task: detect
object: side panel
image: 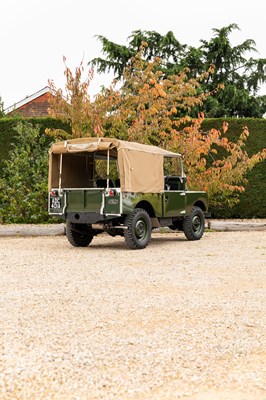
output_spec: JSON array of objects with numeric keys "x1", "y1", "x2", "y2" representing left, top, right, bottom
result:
[
  {"x1": 185, "y1": 191, "x2": 208, "y2": 214},
  {"x1": 104, "y1": 189, "x2": 121, "y2": 215},
  {"x1": 49, "y1": 189, "x2": 208, "y2": 220},
  {"x1": 122, "y1": 193, "x2": 163, "y2": 217}
]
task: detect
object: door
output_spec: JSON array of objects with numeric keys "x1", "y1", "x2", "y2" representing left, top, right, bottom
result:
[{"x1": 163, "y1": 190, "x2": 186, "y2": 217}]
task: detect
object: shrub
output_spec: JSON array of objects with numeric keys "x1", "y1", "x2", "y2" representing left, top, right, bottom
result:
[
  {"x1": 0, "y1": 122, "x2": 52, "y2": 223},
  {"x1": 0, "y1": 117, "x2": 71, "y2": 164}
]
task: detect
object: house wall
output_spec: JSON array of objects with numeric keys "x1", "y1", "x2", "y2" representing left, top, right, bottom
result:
[{"x1": 10, "y1": 92, "x2": 50, "y2": 117}]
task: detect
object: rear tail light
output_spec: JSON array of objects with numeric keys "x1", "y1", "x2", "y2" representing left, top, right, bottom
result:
[{"x1": 108, "y1": 189, "x2": 116, "y2": 196}]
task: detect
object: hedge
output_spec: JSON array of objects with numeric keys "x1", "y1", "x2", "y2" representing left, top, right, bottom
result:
[
  {"x1": 202, "y1": 118, "x2": 266, "y2": 218},
  {"x1": 0, "y1": 117, "x2": 265, "y2": 219},
  {"x1": 0, "y1": 117, "x2": 71, "y2": 163}
]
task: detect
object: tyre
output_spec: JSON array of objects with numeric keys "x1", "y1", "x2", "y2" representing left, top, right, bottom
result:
[
  {"x1": 124, "y1": 208, "x2": 151, "y2": 250},
  {"x1": 183, "y1": 206, "x2": 205, "y2": 240},
  {"x1": 66, "y1": 222, "x2": 94, "y2": 247}
]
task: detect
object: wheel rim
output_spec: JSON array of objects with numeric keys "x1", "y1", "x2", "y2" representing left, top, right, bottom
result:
[
  {"x1": 135, "y1": 218, "x2": 148, "y2": 241},
  {"x1": 192, "y1": 214, "x2": 202, "y2": 234}
]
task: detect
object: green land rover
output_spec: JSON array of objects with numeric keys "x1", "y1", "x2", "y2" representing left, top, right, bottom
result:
[{"x1": 48, "y1": 137, "x2": 208, "y2": 249}]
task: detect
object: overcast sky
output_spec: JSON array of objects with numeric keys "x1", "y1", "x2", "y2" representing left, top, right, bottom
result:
[{"x1": 1, "y1": 0, "x2": 265, "y2": 109}]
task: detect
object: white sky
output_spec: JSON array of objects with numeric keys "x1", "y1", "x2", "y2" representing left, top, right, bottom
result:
[{"x1": 1, "y1": 0, "x2": 265, "y2": 109}]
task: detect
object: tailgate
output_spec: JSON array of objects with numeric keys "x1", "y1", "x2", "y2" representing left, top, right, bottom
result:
[{"x1": 66, "y1": 189, "x2": 104, "y2": 213}]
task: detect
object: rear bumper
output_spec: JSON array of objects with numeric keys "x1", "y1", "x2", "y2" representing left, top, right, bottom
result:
[{"x1": 66, "y1": 212, "x2": 105, "y2": 224}]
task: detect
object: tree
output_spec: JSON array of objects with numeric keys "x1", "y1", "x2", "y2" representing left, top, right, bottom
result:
[
  {"x1": 188, "y1": 24, "x2": 266, "y2": 117},
  {"x1": 47, "y1": 57, "x2": 103, "y2": 139},
  {"x1": 93, "y1": 46, "x2": 217, "y2": 145},
  {"x1": 90, "y1": 30, "x2": 187, "y2": 78},
  {"x1": 90, "y1": 25, "x2": 266, "y2": 117},
  {"x1": 0, "y1": 122, "x2": 51, "y2": 223},
  {"x1": 98, "y1": 50, "x2": 265, "y2": 206},
  {"x1": 49, "y1": 49, "x2": 266, "y2": 208}
]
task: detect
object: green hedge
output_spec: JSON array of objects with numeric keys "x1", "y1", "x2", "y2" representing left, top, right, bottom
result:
[
  {"x1": 0, "y1": 117, "x2": 71, "y2": 163},
  {"x1": 0, "y1": 117, "x2": 265, "y2": 219},
  {"x1": 202, "y1": 118, "x2": 266, "y2": 218},
  {"x1": 202, "y1": 118, "x2": 266, "y2": 156}
]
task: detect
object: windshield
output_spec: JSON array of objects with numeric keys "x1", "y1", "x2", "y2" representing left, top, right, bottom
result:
[{"x1": 163, "y1": 156, "x2": 184, "y2": 177}]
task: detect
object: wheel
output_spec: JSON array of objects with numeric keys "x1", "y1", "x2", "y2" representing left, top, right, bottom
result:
[
  {"x1": 124, "y1": 208, "x2": 151, "y2": 249},
  {"x1": 183, "y1": 206, "x2": 205, "y2": 240},
  {"x1": 66, "y1": 222, "x2": 94, "y2": 247}
]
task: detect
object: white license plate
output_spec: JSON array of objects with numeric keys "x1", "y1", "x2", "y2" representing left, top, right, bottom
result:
[{"x1": 50, "y1": 197, "x2": 61, "y2": 209}]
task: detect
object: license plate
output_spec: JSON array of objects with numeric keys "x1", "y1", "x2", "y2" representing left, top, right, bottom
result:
[{"x1": 50, "y1": 196, "x2": 61, "y2": 209}]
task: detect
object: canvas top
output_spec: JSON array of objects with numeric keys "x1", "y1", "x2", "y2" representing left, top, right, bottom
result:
[
  {"x1": 49, "y1": 137, "x2": 181, "y2": 193},
  {"x1": 49, "y1": 137, "x2": 180, "y2": 157}
]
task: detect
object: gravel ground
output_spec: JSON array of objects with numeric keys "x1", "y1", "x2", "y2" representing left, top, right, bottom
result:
[{"x1": 0, "y1": 231, "x2": 265, "y2": 400}]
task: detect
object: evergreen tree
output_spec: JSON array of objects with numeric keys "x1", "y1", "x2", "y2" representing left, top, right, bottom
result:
[{"x1": 90, "y1": 24, "x2": 266, "y2": 117}]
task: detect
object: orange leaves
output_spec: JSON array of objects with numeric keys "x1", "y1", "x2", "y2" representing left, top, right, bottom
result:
[
  {"x1": 222, "y1": 121, "x2": 228, "y2": 133},
  {"x1": 142, "y1": 83, "x2": 150, "y2": 91},
  {"x1": 47, "y1": 58, "x2": 108, "y2": 139},
  {"x1": 167, "y1": 107, "x2": 178, "y2": 117},
  {"x1": 208, "y1": 63, "x2": 215, "y2": 74},
  {"x1": 159, "y1": 131, "x2": 167, "y2": 139},
  {"x1": 150, "y1": 83, "x2": 166, "y2": 99},
  {"x1": 239, "y1": 125, "x2": 249, "y2": 143},
  {"x1": 149, "y1": 106, "x2": 158, "y2": 116},
  {"x1": 171, "y1": 117, "x2": 265, "y2": 207},
  {"x1": 48, "y1": 48, "x2": 265, "y2": 209}
]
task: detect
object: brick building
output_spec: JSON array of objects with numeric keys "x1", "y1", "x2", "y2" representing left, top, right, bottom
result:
[{"x1": 6, "y1": 87, "x2": 50, "y2": 117}]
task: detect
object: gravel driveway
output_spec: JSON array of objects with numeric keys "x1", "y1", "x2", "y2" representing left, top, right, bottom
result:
[{"x1": 0, "y1": 231, "x2": 265, "y2": 399}]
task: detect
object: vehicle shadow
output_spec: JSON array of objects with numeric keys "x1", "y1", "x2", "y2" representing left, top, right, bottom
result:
[{"x1": 82, "y1": 233, "x2": 187, "y2": 251}]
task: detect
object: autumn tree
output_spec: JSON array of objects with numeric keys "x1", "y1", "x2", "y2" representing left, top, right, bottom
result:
[
  {"x1": 95, "y1": 48, "x2": 265, "y2": 206},
  {"x1": 93, "y1": 47, "x2": 216, "y2": 144},
  {"x1": 47, "y1": 58, "x2": 104, "y2": 139},
  {"x1": 48, "y1": 48, "x2": 265, "y2": 208}
]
